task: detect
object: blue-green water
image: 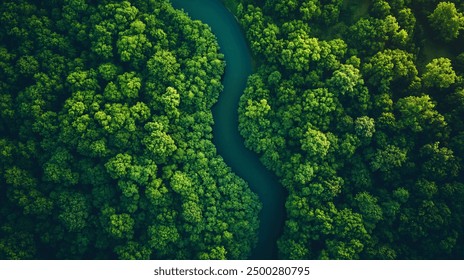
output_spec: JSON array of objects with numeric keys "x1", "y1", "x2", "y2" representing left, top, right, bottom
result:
[{"x1": 170, "y1": 0, "x2": 286, "y2": 259}]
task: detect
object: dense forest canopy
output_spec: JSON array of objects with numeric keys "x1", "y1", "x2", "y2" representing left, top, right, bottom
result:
[
  {"x1": 233, "y1": 0, "x2": 464, "y2": 259},
  {"x1": 1, "y1": 0, "x2": 464, "y2": 260},
  {"x1": 0, "y1": 0, "x2": 261, "y2": 259}
]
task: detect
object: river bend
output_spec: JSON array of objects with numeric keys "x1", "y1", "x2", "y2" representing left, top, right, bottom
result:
[{"x1": 170, "y1": 0, "x2": 286, "y2": 259}]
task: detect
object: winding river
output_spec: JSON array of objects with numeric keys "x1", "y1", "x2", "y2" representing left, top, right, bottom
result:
[{"x1": 170, "y1": 0, "x2": 286, "y2": 259}]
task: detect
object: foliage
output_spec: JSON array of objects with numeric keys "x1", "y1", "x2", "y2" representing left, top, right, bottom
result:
[
  {"x1": 0, "y1": 0, "x2": 260, "y2": 260},
  {"x1": 428, "y1": 1, "x2": 464, "y2": 42},
  {"x1": 236, "y1": 0, "x2": 464, "y2": 259},
  {"x1": 2, "y1": 0, "x2": 464, "y2": 261}
]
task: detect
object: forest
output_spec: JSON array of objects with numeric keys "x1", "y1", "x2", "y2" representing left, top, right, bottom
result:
[
  {"x1": 0, "y1": 0, "x2": 260, "y2": 259},
  {"x1": 234, "y1": 0, "x2": 464, "y2": 259},
  {"x1": 1, "y1": 0, "x2": 464, "y2": 260}
]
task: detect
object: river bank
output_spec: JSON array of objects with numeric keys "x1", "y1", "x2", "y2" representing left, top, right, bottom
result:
[{"x1": 170, "y1": 0, "x2": 286, "y2": 259}]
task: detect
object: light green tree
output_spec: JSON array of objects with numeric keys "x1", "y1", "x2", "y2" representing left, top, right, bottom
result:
[{"x1": 428, "y1": 2, "x2": 464, "y2": 41}]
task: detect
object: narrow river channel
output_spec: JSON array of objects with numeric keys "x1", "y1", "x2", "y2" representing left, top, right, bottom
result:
[{"x1": 170, "y1": 0, "x2": 286, "y2": 259}]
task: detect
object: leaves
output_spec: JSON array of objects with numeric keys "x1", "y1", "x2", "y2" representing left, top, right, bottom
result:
[
  {"x1": 236, "y1": 0, "x2": 464, "y2": 260},
  {"x1": 422, "y1": 57, "x2": 457, "y2": 89},
  {"x1": 428, "y1": 2, "x2": 464, "y2": 42},
  {"x1": 0, "y1": 0, "x2": 260, "y2": 260}
]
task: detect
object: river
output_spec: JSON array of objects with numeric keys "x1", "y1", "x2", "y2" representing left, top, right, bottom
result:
[{"x1": 170, "y1": 0, "x2": 286, "y2": 259}]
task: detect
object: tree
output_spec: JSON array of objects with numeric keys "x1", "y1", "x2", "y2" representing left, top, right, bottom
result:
[
  {"x1": 354, "y1": 192, "x2": 383, "y2": 232},
  {"x1": 300, "y1": 0, "x2": 321, "y2": 21},
  {"x1": 5, "y1": 166, "x2": 53, "y2": 216},
  {"x1": 328, "y1": 64, "x2": 363, "y2": 96},
  {"x1": 147, "y1": 224, "x2": 180, "y2": 256},
  {"x1": 428, "y1": 2, "x2": 464, "y2": 42},
  {"x1": 280, "y1": 27, "x2": 322, "y2": 71},
  {"x1": 370, "y1": 145, "x2": 407, "y2": 173},
  {"x1": 355, "y1": 116, "x2": 376, "y2": 142},
  {"x1": 146, "y1": 49, "x2": 180, "y2": 92},
  {"x1": 108, "y1": 213, "x2": 134, "y2": 239},
  {"x1": 395, "y1": 95, "x2": 447, "y2": 136},
  {"x1": 114, "y1": 241, "x2": 151, "y2": 260},
  {"x1": 422, "y1": 58, "x2": 457, "y2": 89},
  {"x1": 322, "y1": 207, "x2": 368, "y2": 259},
  {"x1": 16, "y1": 55, "x2": 39, "y2": 77},
  {"x1": 56, "y1": 191, "x2": 89, "y2": 232},
  {"x1": 0, "y1": 228, "x2": 36, "y2": 259},
  {"x1": 43, "y1": 148, "x2": 79, "y2": 187},
  {"x1": 117, "y1": 72, "x2": 141, "y2": 100},
  {"x1": 300, "y1": 127, "x2": 330, "y2": 160},
  {"x1": 363, "y1": 49, "x2": 417, "y2": 92},
  {"x1": 397, "y1": 8, "x2": 416, "y2": 36},
  {"x1": 301, "y1": 88, "x2": 337, "y2": 130},
  {"x1": 142, "y1": 124, "x2": 177, "y2": 164},
  {"x1": 347, "y1": 18, "x2": 387, "y2": 56},
  {"x1": 371, "y1": 0, "x2": 391, "y2": 18},
  {"x1": 117, "y1": 20, "x2": 153, "y2": 66},
  {"x1": 105, "y1": 153, "x2": 132, "y2": 179},
  {"x1": 419, "y1": 142, "x2": 460, "y2": 181}
]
